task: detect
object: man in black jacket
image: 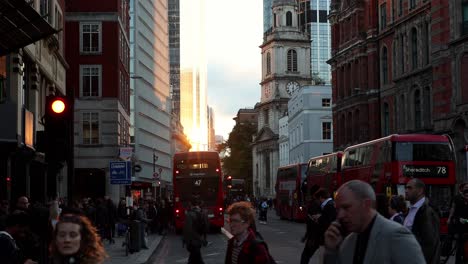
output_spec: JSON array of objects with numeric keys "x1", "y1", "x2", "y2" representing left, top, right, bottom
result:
[
  {"x1": 300, "y1": 199, "x2": 321, "y2": 264},
  {"x1": 404, "y1": 178, "x2": 440, "y2": 264},
  {"x1": 314, "y1": 189, "x2": 337, "y2": 245}
]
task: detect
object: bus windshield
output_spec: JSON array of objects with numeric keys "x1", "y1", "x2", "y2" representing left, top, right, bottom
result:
[
  {"x1": 394, "y1": 142, "x2": 453, "y2": 162},
  {"x1": 175, "y1": 177, "x2": 219, "y2": 207}
]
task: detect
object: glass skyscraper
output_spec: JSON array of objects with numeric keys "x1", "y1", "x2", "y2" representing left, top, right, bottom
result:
[
  {"x1": 263, "y1": 0, "x2": 273, "y2": 33},
  {"x1": 309, "y1": 0, "x2": 331, "y2": 84}
]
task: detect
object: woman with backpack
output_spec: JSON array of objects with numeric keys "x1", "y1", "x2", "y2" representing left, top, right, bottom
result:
[{"x1": 225, "y1": 201, "x2": 275, "y2": 264}]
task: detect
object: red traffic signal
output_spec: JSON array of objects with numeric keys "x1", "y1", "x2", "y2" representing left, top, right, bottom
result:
[
  {"x1": 46, "y1": 96, "x2": 70, "y2": 118},
  {"x1": 51, "y1": 98, "x2": 66, "y2": 114}
]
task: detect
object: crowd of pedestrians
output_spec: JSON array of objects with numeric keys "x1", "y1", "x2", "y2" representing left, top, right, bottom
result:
[{"x1": 0, "y1": 195, "x2": 174, "y2": 264}]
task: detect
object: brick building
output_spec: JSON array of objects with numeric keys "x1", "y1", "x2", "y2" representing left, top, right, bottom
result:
[
  {"x1": 328, "y1": 0, "x2": 381, "y2": 150},
  {"x1": 65, "y1": 0, "x2": 131, "y2": 200},
  {"x1": 329, "y1": 0, "x2": 468, "y2": 182}
]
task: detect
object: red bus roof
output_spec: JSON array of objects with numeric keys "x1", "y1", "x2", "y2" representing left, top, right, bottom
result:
[
  {"x1": 344, "y1": 134, "x2": 450, "y2": 150},
  {"x1": 307, "y1": 152, "x2": 343, "y2": 162},
  {"x1": 277, "y1": 163, "x2": 307, "y2": 170}
]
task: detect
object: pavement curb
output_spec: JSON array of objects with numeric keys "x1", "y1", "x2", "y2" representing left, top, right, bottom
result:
[{"x1": 221, "y1": 227, "x2": 233, "y2": 239}]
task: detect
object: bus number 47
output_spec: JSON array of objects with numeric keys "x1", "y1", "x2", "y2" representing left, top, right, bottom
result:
[{"x1": 437, "y1": 167, "x2": 447, "y2": 175}]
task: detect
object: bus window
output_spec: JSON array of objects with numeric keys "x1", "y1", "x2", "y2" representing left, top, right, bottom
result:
[{"x1": 394, "y1": 142, "x2": 453, "y2": 161}]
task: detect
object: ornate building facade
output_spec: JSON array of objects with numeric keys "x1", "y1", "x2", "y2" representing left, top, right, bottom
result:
[{"x1": 253, "y1": 0, "x2": 312, "y2": 197}]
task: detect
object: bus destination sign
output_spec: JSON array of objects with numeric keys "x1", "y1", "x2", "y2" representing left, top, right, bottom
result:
[{"x1": 402, "y1": 165, "x2": 449, "y2": 178}]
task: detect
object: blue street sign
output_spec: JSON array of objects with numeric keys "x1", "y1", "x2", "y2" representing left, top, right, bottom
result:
[{"x1": 110, "y1": 161, "x2": 131, "y2": 185}]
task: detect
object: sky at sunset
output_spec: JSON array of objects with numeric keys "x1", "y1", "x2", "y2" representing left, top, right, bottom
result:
[{"x1": 205, "y1": 0, "x2": 263, "y2": 141}]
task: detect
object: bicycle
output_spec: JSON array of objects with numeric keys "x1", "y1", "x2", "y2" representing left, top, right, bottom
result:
[{"x1": 121, "y1": 222, "x2": 132, "y2": 256}]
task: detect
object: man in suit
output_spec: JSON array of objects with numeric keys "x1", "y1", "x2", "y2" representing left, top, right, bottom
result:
[
  {"x1": 404, "y1": 178, "x2": 441, "y2": 264},
  {"x1": 323, "y1": 180, "x2": 425, "y2": 264}
]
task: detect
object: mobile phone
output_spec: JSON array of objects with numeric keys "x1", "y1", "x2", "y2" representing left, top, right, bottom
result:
[{"x1": 333, "y1": 220, "x2": 347, "y2": 237}]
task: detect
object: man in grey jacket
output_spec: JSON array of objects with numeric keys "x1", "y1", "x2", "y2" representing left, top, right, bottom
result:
[{"x1": 323, "y1": 180, "x2": 425, "y2": 264}]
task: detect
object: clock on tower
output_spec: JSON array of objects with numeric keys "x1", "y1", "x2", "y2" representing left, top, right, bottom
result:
[{"x1": 286, "y1": 81, "x2": 300, "y2": 95}]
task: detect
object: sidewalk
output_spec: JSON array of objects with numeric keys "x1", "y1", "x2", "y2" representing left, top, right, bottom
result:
[{"x1": 103, "y1": 233, "x2": 164, "y2": 264}]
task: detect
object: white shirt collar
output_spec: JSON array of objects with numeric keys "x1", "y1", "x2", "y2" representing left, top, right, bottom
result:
[
  {"x1": 0, "y1": 231, "x2": 13, "y2": 240},
  {"x1": 321, "y1": 198, "x2": 332, "y2": 209},
  {"x1": 411, "y1": 197, "x2": 426, "y2": 209},
  {"x1": 389, "y1": 212, "x2": 400, "y2": 221}
]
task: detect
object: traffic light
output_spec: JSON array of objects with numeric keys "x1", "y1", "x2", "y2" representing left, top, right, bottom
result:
[{"x1": 45, "y1": 95, "x2": 71, "y2": 165}]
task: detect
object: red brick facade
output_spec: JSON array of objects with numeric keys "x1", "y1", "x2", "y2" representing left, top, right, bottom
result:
[{"x1": 329, "y1": 0, "x2": 468, "y2": 181}]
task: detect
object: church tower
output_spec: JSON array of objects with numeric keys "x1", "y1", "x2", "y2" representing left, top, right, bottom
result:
[{"x1": 252, "y1": 0, "x2": 312, "y2": 197}]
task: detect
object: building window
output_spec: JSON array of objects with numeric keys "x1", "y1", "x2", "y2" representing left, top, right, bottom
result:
[
  {"x1": 400, "y1": 36, "x2": 405, "y2": 74},
  {"x1": 40, "y1": 0, "x2": 50, "y2": 23},
  {"x1": 80, "y1": 22, "x2": 102, "y2": 53},
  {"x1": 411, "y1": 28, "x2": 418, "y2": 70},
  {"x1": 287, "y1": 49, "x2": 298, "y2": 72},
  {"x1": 274, "y1": 13, "x2": 277, "y2": 27},
  {"x1": 80, "y1": 65, "x2": 101, "y2": 97},
  {"x1": 462, "y1": 1, "x2": 468, "y2": 35},
  {"x1": 392, "y1": 41, "x2": 397, "y2": 77},
  {"x1": 322, "y1": 122, "x2": 331, "y2": 140},
  {"x1": 322, "y1": 98, "x2": 331, "y2": 107},
  {"x1": 399, "y1": 0, "x2": 403, "y2": 16},
  {"x1": 423, "y1": 87, "x2": 431, "y2": 127},
  {"x1": 82, "y1": 112, "x2": 99, "y2": 144},
  {"x1": 382, "y1": 46, "x2": 388, "y2": 84},
  {"x1": 264, "y1": 109, "x2": 269, "y2": 126},
  {"x1": 54, "y1": 6, "x2": 63, "y2": 51},
  {"x1": 286, "y1": 11, "x2": 293, "y2": 26},
  {"x1": 266, "y1": 52, "x2": 271, "y2": 75},
  {"x1": 410, "y1": 0, "x2": 416, "y2": 9},
  {"x1": 414, "y1": 89, "x2": 422, "y2": 129},
  {"x1": 380, "y1": 3, "x2": 387, "y2": 30},
  {"x1": 383, "y1": 103, "x2": 390, "y2": 136}
]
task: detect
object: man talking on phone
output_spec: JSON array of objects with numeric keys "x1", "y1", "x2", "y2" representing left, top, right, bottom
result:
[{"x1": 323, "y1": 180, "x2": 425, "y2": 264}]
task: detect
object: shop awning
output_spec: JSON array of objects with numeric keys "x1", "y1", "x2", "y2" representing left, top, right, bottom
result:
[{"x1": 0, "y1": 0, "x2": 58, "y2": 56}]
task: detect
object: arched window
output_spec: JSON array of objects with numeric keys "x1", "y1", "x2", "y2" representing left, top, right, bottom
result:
[
  {"x1": 400, "y1": 35, "x2": 405, "y2": 74},
  {"x1": 383, "y1": 103, "x2": 390, "y2": 136},
  {"x1": 461, "y1": 53, "x2": 468, "y2": 103},
  {"x1": 392, "y1": 41, "x2": 397, "y2": 78},
  {"x1": 423, "y1": 87, "x2": 431, "y2": 127},
  {"x1": 341, "y1": 113, "x2": 346, "y2": 146},
  {"x1": 354, "y1": 109, "x2": 360, "y2": 141},
  {"x1": 266, "y1": 52, "x2": 271, "y2": 75},
  {"x1": 286, "y1": 11, "x2": 293, "y2": 26},
  {"x1": 382, "y1": 46, "x2": 388, "y2": 84},
  {"x1": 287, "y1": 49, "x2": 298, "y2": 72},
  {"x1": 414, "y1": 89, "x2": 422, "y2": 129},
  {"x1": 412, "y1": 28, "x2": 418, "y2": 70},
  {"x1": 399, "y1": 94, "x2": 406, "y2": 131},
  {"x1": 347, "y1": 112, "x2": 353, "y2": 143}
]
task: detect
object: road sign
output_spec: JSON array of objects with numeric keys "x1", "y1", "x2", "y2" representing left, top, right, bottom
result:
[
  {"x1": 119, "y1": 147, "x2": 133, "y2": 160},
  {"x1": 110, "y1": 161, "x2": 131, "y2": 185}
]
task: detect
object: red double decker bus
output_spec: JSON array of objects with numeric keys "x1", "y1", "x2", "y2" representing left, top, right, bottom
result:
[
  {"x1": 306, "y1": 152, "x2": 343, "y2": 197},
  {"x1": 275, "y1": 163, "x2": 308, "y2": 221},
  {"x1": 341, "y1": 134, "x2": 456, "y2": 234},
  {"x1": 173, "y1": 151, "x2": 224, "y2": 233}
]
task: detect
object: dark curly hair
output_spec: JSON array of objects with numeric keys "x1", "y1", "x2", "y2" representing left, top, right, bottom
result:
[{"x1": 50, "y1": 214, "x2": 108, "y2": 264}]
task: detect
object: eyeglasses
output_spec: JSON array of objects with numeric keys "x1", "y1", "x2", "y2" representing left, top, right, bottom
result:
[{"x1": 228, "y1": 218, "x2": 246, "y2": 224}]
